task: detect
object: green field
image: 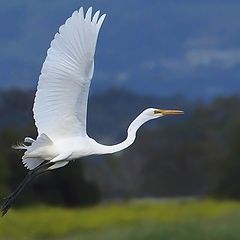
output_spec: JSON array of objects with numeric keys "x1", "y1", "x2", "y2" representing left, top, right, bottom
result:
[{"x1": 0, "y1": 199, "x2": 240, "y2": 240}]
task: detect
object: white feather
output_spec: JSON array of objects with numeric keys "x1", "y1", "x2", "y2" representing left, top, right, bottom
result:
[
  {"x1": 20, "y1": 7, "x2": 182, "y2": 173},
  {"x1": 22, "y1": 158, "x2": 44, "y2": 170},
  {"x1": 2, "y1": 7, "x2": 183, "y2": 218},
  {"x1": 33, "y1": 7, "x2": 106, "y2": 141}
]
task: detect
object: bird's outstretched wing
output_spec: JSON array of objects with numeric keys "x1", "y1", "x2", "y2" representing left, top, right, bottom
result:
[{"x1": 33, "y1": 7, "x2": 106, "y2": 141}]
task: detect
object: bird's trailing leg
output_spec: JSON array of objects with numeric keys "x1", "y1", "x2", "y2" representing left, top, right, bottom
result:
[{"x1": 1, "y1": 161, "x2": 54, "y2": 216}]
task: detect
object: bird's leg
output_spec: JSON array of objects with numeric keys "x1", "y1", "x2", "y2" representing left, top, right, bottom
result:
[{"x1": 1, "y1": 161, "x2": 54, "y2": 216}]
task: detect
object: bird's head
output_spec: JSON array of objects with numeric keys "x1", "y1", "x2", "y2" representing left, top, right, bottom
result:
[{"x1": 143, "y1": 108, "x2": 184, "y2": 120}]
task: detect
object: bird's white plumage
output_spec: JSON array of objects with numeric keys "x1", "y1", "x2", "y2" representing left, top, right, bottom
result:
[
  {"x1": 1, "y1": 7, "x2": 183, "y2": 217},
  {"x1": 33, "y1": 7, "x2": 106, "y2": 141},
  {"x1": 18, "y1": 7, "x2": 182, "y2": 171}
]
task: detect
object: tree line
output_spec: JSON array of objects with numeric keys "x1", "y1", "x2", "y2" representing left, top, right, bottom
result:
[{"x1": 0, "y1": 89, "x2": 240, "y2": 207}]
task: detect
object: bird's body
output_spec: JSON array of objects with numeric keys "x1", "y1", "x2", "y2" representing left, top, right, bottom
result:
[
  {"x1": 1, "y1": 7, "x2": 183, "y2": 216},
  {"x1": 23, "y1": 136, "x2": 97, "y2": 161}
]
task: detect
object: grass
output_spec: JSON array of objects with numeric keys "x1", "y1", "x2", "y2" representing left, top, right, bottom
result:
[{"x1": 0, "y1": 199, "x2": 240, "y2": 239}]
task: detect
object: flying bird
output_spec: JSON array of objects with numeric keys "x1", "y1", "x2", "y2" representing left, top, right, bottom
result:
[{"x1": 1, "y1": 7, "x2": 183, "y2": 216}]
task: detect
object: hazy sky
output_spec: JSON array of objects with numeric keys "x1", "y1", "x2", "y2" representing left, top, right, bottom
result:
[{"x1": 1, "y1": 0, "x2": 240, "y2": 99}]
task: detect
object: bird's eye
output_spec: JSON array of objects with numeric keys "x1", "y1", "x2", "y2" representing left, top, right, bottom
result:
[{"x1": 154, "y1": 109, "x2": 162, "y2": 115}]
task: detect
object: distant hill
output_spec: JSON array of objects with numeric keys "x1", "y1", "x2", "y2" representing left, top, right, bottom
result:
[
  {"x1": 0, "y1": 89, "x2": 189, "y2": 142},
  {"x1": 1, "y1": 0, "x2": 240, "y2": 99}
]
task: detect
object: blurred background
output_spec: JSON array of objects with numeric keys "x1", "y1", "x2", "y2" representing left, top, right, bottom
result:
[{"x1": 1, "y1": 0, "x2": 240, "y2": 239}]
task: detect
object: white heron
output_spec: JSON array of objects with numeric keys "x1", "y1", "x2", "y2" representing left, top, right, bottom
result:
[{"x1": 1, "y1": 7, "x2": 183, "y2": 216}]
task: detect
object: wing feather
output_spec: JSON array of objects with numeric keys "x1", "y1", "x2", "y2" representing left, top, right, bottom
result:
[{"x1": 33, "y1": 7, "x2": 106, "y2": 141}]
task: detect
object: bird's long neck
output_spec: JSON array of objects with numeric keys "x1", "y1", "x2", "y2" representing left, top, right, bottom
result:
[{"x1": 96, "y1": 113, "x2": 150, "y2": 154}]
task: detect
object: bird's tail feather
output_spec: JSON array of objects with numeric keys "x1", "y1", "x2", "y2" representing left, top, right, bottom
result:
[
  {"x1": 1, "y1": 161, "x2": 54, "y2": 216},
  {"x1": 12, "y1": 136, "x2": 36, "y2": 150},
  {"x1": 12, "y1": 143, "x2": 28, "y2": 150}
]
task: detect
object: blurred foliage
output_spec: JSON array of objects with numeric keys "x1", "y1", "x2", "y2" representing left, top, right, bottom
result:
[
  {"x1": 134, "y1": 95, "x2": 240, "y2": 199},
  {"x1": 85, "y1": 93, "x2": 240, "y2": 200},
  {"x1": 0, "y1": 199, "x2": 240, "y2": 239},
  {"x1": 0, "y1": 89, "x2": 240, "y2": 207}
]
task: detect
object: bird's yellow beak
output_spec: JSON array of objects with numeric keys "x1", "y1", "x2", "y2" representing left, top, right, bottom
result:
[{"x1": 154, "y1": 109, "x2": 184, "y2": 116}]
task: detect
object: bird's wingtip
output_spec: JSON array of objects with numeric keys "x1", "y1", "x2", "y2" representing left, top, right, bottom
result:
[{"x1": 97, "y1": 13, "x2": 106, "y2": 26}]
